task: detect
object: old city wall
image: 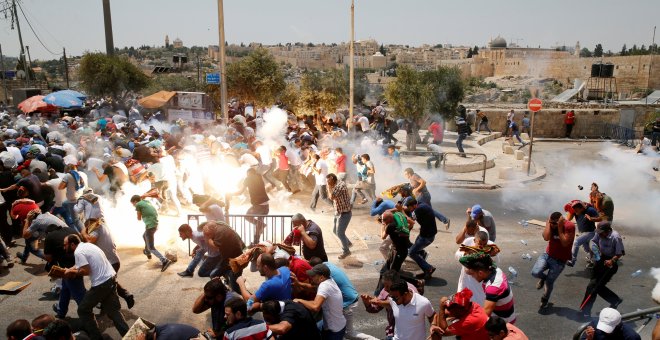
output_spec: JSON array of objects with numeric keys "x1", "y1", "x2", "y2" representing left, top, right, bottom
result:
[
  {"x1": 462, "y1": 106, "x2": 657, "y2": 138},
  {"x1": 493, "y1": 55, "x2": 659, "y2": 96}
]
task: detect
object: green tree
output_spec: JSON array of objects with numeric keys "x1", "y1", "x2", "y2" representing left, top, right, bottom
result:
[
  {"x1": 225, "y1": 48, "x2": 285, "y2": 106},
  {"x1": 78, "y1": 53, "x2": 150, "y2": 97},
  {"x1": 620, "y1": 44, "x2": 627, "y2": 56},
  {"x1": 422, "y1": 66, "x2": 465, "y2": 119},
  {"x1": 467, "y1": 48, "x2": 474, "y2": 58},
  {"x1": 385, "y1": 65, "x2": 431, "y2": 150},
  {"x1": 472, "y1": 45, "x2": 479, "y2": 55},
  {"x1": 278, "y1": 83, "x2": 300, "y2": 113},
  {"x1": 379, "y1": 44, "x2": 387, "y2": 56},
  {"x1": 143, "y1": 74, "x2": 196, "y2": 95},
  {"x1": 594, "y1": 44, "x2": 604, "y2": 57},
  {"x1": 580, "y1": 48, "x2": 593, "y2": 58},
  {"x1": 299, "y1": 69, "x2": 348, "y2": 114}
]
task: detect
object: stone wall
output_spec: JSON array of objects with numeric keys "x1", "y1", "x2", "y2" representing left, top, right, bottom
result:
[{"x1": 460, "y1": 106, "x2": 657, "y2": 138}]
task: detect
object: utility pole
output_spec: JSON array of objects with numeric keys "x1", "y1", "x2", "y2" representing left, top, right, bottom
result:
[
  {"x1": 25, "y1": 46, "x2": 33, "y2": 81},
  {"x1": 349, "y1": 0, "x2": 355, "y2": 132},
  {"x1": 63, "y1": 47, "x2": 70, "y2": 88},
  {"x1": 0, "y1": 44, "x2": 8, "y2": 105},
  {"x1": 196, "y1": 53, "x2": 201, "y2": 91},
  {"x1": 217, "y1": 0, "x2": 228, "y2": 124},
  {"x1": 12, "y1": 0, "x2": 30, "y2": 87},
  {"x1": 647, "y1": 26, "x2": 656, "y2": 105},
  {"x1": 102, "y1": 0, "x2": 115, "y2": 55}
]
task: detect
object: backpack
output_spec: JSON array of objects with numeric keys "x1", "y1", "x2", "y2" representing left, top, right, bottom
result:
[{"x1": 392, "y1": 211, "x2": 410, "y2": 236}]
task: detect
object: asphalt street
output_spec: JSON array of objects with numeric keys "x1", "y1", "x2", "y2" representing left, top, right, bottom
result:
[{"x1": 1, "y1": 141, "x2": 658, "y2": 339}]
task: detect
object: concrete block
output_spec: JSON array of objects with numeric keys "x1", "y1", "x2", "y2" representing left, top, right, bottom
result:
[
  {"x1": 521, "y1": 133, "x2": 530, "y2": 140},
  {"x1": 501, "y1": 142, "x2": 508, "y2": 151},
  {"x1": 523, "y1": 156, "x2": 530, "y2": 162},
  {"x1": 503, "y1": 145, "x2": 514, "y2": 154},
  {"x1": 499, "y1": 167, "x2": 514, "y2": 180},
  {"x1": 506, "y1": 138, "x2": 515, "y2": 146},
  {"x1": 514, "y1": 150, "x2": 525, "y2": 160}
]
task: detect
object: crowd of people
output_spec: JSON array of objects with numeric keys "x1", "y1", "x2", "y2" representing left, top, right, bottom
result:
[{"x1": 0, "y1": 98, "x2": 652, "y2": 340}]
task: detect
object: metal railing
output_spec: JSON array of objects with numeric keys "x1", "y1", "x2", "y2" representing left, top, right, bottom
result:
[
  {"x1": 441, "y1": 152, "x2": 488, "y2": 184},
  {"x1": 572, "y1": 306, "x2": 660, "y2": 339},
  {"x1": 597, "y1": 123, "x2": 641, "y2": 148},
  {"x1": 186, "y1": 214, "x2": 293, "y2": 254}
]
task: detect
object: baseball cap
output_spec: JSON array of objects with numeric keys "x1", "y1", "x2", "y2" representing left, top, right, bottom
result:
[
  {"x1": 596, "y1": 308, "x2": 621, "y2": 334},
  {"x1": 470, "y1": 204, "x2": 483, "y2": 219},
  {"x1": 596, "y1": 221, "x2": 613, "y2": 234},
  {"x1": 306, "y1": 263, "x2": 330, "y2": 278}
]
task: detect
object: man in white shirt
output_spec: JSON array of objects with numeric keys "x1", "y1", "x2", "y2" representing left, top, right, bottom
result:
[
  {"x1": 63, "y1": 235, "x2": 129, "y2": 339},
  {"x1": 285, "y1": 143, "x2": 303, "y2": 193},
  {"x1": 369, "y1": 278, "x2": 435, "y2": 340},
  {"x1": 254, "y1": 140, "x2": 279, "y2": 189},
  {"x1": 504, "y1": 110, "x2": 515, "y2": 137},
  {"x1": 295, "y1": 264, "x2": 347, "y2": 339},
  {"x1": 356, "y1": 115, "x2": 370, "y2": 133},
  {"x1": 309, "y1": 153, "x2": 332, "y2": 211}
]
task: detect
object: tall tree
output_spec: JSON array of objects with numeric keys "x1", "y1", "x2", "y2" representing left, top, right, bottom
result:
[
  {"x1": 78, "y1": 53, "x2": 150, "y2": 97},
  {"x1": 467, "y1": 48, "x2": 474, "y2": 58},
  {"x1": 379, "y1": 44, "x2": 387, "y2": 56},
  {"x1": 225, "y1": 48, "x2": 285, "y2": 106},
  {"x1": 299, "y1": 69, "x2": 348, "y2": 114},
  {"x1": 472, "y1": 45, "x2": 480, "y2": 55},
  {"x1": 422, "y1": 66, "x2": 465, "y2": 120},
  {"x1": 620, "y1": 44, "x2": 627, "y2": 56},
  {"x1": 580, "y1": 48, "x2": 593, "y2": 58},
  {"x1": 594, "y1": 44, "x2": 604, "y2": 57},
  {"x1": 385, "y1": 65, "x2": 431, "y2": 150}
]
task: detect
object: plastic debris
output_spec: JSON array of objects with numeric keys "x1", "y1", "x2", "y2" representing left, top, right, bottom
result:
[
  {"x1": 520, "y1": 240, "x2": 528, "y2": 246},
  {"x1": 521, "y1": 253, "x2": 532, "y2": 260},
  {"x1": 631, "y1": 269, "x2": 643, "y2": 278},
  {"x1": 508, "y1": 266, "x2": 518, "y2": 279},
  {"x1": 532, "y1": 251, "x2": 538, "y2": 254},
  {"x1": 518, "y1": 220, "x2": 529, "y2": 228}
]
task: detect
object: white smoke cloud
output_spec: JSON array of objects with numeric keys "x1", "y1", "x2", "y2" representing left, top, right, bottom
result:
[
  {"x1": 501, "y1": 143, "x2": 660, "y2": 230},
  {"x1": 651, "y1": 267, "x2": 660, "y2": 304}
]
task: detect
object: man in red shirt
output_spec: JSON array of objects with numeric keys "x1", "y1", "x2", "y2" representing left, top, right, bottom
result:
[
  {"x1": 531, "y1": 212, "x2": 575, "y2": 309},
  {"x1": 334, "y1": 148, "x2": 347, "y2": 182},
  {"x1": 564, "y1": 110, "x2": 576, "y2": 138},
  {"x1": 429, "y1": 288, "x2": 489, "y2": 340},
  {"x1": 427, "y1": 121, "x2": 444, "y2": 145}
]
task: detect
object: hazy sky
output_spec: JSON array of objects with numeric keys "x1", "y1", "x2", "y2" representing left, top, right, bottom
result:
[{"x1": 1, "y1": 0, "x2": 658, "y2": 60}]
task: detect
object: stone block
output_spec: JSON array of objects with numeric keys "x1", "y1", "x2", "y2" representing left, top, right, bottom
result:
[
  {"x1": 514, "y1": 150, "x2": 525, "y2": 160},
  {"x1": 499, "y1": 167, "x2": 514, "y2": 180},
  {"x1": 523, "y1": 156, "x2": 530, "y2": 162},
  {"x1": 503, "y1": 145, "x2": 514, "y2": 154},
  {"x1": 501, "y1": 142, "x2": 508, "y2": 151},
  {"x1": 521, "y1": 133, "x2": 529, "y2": 140}
]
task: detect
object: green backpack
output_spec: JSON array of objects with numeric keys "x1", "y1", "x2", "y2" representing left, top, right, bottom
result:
[{"x1": 392, "y1": 211, "x2": 410, "y2": 236}]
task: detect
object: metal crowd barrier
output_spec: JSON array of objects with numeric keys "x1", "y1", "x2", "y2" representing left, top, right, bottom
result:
[
  {"x1": 186, "y1": 214, "x2": 293, "y2": 255},
  {"x1": 572, "y1": 306, "x2": 660, "y2": 339},
  {"x1": 600, "y1": 123, "x2": 640, "y2": 148},
  {"x1": 441, "y1": 152, "x2": 488, "y2": 184}
]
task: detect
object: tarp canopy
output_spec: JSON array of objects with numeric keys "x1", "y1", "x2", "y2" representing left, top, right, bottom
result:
[{"x1": 138, "y1": 91, "x2": 176, "y2": 109}]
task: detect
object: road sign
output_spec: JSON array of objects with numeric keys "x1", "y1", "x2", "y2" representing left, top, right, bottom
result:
[
  {"x1": 528, "y1": 98, "x2": 542, "y2": 112},
  {"x1": 206, "y1": 73, "x2": 220, "y2": 84}
]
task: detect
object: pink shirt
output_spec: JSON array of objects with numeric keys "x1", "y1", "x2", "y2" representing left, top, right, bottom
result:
[{"x1": 335, "y1": 154, "x2": 346, "y2": 173}]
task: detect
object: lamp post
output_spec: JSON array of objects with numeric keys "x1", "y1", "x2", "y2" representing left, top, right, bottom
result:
[
  {"x1": 348, "y1": 0, "x2": 355, "y2": 132},
  {"x1": 217, "y1": 0, "x2": 228, "y2": 125}
]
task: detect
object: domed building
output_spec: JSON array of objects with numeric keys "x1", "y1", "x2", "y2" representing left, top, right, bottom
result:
[
  {"x1": 489, "y1": 36, "x2": 507, "y2": 49},
  {"x1": 173, "y1": 37, "x2": 183, "y2": 48}
]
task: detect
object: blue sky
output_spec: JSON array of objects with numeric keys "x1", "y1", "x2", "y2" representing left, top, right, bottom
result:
[{"x1": 1, "y1": 0, "x2": 658, "y2": 60}]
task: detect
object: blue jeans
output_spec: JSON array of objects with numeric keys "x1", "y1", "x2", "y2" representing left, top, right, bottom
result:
[
  {"x1": 198, "y1": 255, "x2": 222, "y2": 278},
  {"x1": 334, "y1": 211, "x2": 352, "y2": 254},
  {"x1": 322, "y1": 327, "x2": 346, "y2": 340},
  {"x1": 571, "y1": 231, "x2": 595, "y2": 264},
  {"x1": 185, "y1": 249, "x2": 206, "y2": 274},
  {"x1": 310, "y1": 185, "x2": 331, "y2": 210},
  {"x1": 417, "y1": 191, "x2": 431, "y2": 206},
  {"x1": 143, "y1": 228, "x2": 166, "y2": 263},
  {"x1": 456, "y1": 133, "x2": 467, "y2": 154},
  {"x1": 408, "y1": 235, "x2": 434, "y2": 271},
  {"x1": 531, "y1": 253, "x2": 566, "y2": 301},
  {"x1": 433, "y1": 209, "x2": 449, "y2": 224},
  {"x1": 426, "y1": 154, "x2": 441, "y2": 169},
  {"x1": 652, "y1": 131, "x2": 660, "y2": 146},
  {"x1": 512, "y1": 130, "x2": 524, "y2": 144},
  {"x1": 62, "y1": 201, "x2": 83, "y2": 233},
  {"x1": 56, "y1": 277, "x2": 86, "y2": 317},
  {"x1": 21, "y1": 236, "x2": 44, "y2": 261}
]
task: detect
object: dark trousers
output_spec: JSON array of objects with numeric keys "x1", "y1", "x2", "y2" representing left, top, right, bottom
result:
[
  {"x1": 246, "y1": 203, "x2": 269, "y2": 244},
  {"x1": 0, "y1": 202, "x2": 13, "y2": 244},
  {"x1": 78, "y1": 277, "x2": 129, "y2": 340},
  {"x1": 566, "y1": 124, "x2": 574, "y2": 138},
  {"x1": 503, "y1": 120, "x2": 511, "y2": 136},
  {"x1": 375, "y1": 246, "x2": 410, "y2": 295},
  {"x1": 111, "y1": 262, "x2": 130, "y2": 300},
  {"x1": 581, "y1": 260, "x2": 619, "y2": 315}
]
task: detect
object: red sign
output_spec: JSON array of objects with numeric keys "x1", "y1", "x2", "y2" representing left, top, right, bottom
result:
[{"x1": 528, "y1": 98, "x2": 542, "y2": 112}]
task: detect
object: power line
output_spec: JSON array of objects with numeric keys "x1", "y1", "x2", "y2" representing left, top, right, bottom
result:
[
  {"x1": 17, "y1": 0, "x2": 65, "y2": 49},
  {"x1": 16, "y1": 0, "x2": 61, "y2": 56}
]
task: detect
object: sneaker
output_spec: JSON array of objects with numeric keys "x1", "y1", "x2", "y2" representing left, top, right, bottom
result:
[
  {"x1": 338, "y1": 252, "x2": 351, "y2": 260},
  {"x1": 52, "y1": 303, "x2": 64, "y2": 319},
  {"x1": 610, "y1": 298, "x2": 623, "y2": 309},
  {"x1": 125, "y1": 295, "x2": 135, "y2": 309},
  {"x1": 15, "y1": 252, "x2": 26, "y2": 264},
  {"x1": 177, "y1": 271, "x2": 194, "y2": 278},
  {"x1": 143, "y1": 249, "x2": 152, "y2": 260},
  {"x1": 536, "y1": 278, "x2": 545, "y2": 290},
  {"x1": 445, "y1": 218, "x2": 451, "y2": 230},
  {"x1": 566, "y1": 260, "x2": 575, "y2": 267},
  {"x1": 161, "y1": 259, "x2": 172, "y2": 272},
  {"x1": 424, "y1": 267, "x2": 436, "y2": 280},
  {"x1": 586, "y1": 262, "x2": 595, "y2": 269},
  {"x1": 539, "y1": 298, "x2": 549, "y2": 309}
]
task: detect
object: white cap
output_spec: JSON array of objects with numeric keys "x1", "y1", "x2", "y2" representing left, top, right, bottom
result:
[{"x1": 596, "y1": 308, "x2": 621, "y2": 334}]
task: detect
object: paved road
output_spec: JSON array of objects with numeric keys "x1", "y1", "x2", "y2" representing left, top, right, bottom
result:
[{"x1": 1, "y1": 141, "x2": 658, "y2": 339}]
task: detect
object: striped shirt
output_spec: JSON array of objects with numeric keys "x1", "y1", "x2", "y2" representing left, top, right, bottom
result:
[
  {"x1": 482, "y1": 267, "x2": 516, "y2": 323},
  {"x1": 329, "y1": 181, "x2": 351, "y2": 214},
  {"x1": 223, "y1": 318, "x2": 270, "y2": 340}
]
